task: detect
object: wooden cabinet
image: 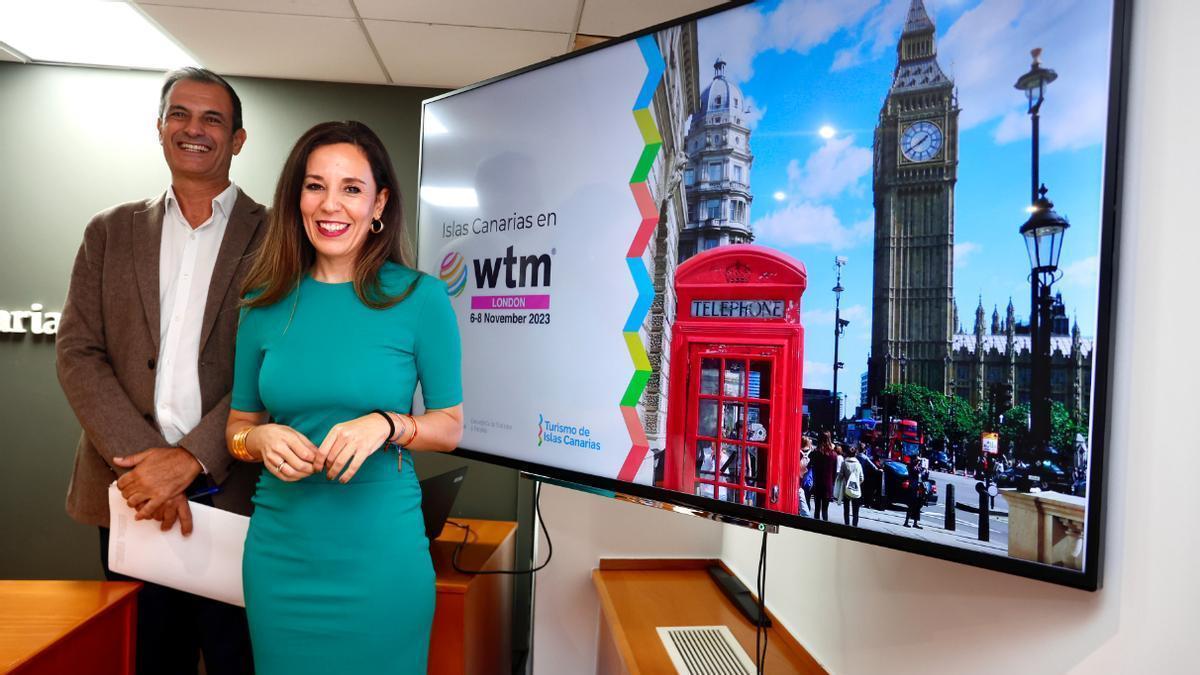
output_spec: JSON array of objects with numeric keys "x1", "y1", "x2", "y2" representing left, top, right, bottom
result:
[
  {"x1": 429, "y1": 519, "x2": 517, "y2": 675},
  {"x1": 0, "y1": 580, "x2": 140, "y2": 675},
  {"x1": 593, "y1": 560, "x2": 826, "y2": 675}
]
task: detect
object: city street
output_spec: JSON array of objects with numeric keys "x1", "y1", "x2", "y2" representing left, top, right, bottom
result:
[
  {"x1": 934, "y1": 470, "x2": 1010, "y2": 514},
  {"x1": 819, "y1": 470, "x2": 1011, "y2": 556}
]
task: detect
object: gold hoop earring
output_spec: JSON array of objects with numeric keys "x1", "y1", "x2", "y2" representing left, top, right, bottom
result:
[{"x1": 370, "y1": 218, "x2": 384, "y2": 234}]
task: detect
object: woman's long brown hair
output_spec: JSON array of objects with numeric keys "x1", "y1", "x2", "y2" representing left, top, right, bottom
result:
[{"x1": 242, "y1": 121, "x2": 418, "y2": 309}]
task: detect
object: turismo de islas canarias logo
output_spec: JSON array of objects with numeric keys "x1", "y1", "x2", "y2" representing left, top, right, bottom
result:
[{"x1": 439, "y1": 252, "x2": 466, "y2": 297}]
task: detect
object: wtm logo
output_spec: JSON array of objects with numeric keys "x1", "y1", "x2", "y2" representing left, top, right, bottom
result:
[
  {"x1": 472, "y1": 246, "x2": 552, "y2": 289},
  {"x1": 439, "y1": 252, "x2": 466, "y2": 297}
]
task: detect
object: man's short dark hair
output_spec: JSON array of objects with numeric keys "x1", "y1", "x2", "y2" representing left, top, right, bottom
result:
[{"x1": 158, "y1": 67, "x2": 243, "y2": 132}]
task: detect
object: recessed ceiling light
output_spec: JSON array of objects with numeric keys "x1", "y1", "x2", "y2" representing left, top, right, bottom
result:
[{"x1": 0, "y1": 1, "x2": 196, "y2": 71}]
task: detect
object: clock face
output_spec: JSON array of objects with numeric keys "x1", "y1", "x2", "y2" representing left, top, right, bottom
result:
[{"x1": 901, "y1": 120, "x2": 943, "y2": 162}]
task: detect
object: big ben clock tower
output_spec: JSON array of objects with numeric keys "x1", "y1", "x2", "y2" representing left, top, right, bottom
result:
[{"x1": 868, "y1": 0, "x2": 959, "y2": 402}]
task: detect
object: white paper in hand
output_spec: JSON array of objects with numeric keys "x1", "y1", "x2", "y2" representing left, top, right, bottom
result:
[{"x1": 107, "y1": 483, "x2": 249, "y2": 607}]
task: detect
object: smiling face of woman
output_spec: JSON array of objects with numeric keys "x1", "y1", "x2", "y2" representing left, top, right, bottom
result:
[{"x1": 300, "y1": 142, "x2": 389, "y2": 281}]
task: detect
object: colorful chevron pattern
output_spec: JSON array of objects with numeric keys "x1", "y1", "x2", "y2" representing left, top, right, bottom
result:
[{"x1": 616, "y1": 35, "x2": 665, "y2": 483}]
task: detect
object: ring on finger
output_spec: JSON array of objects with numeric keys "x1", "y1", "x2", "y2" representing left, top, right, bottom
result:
[{"x1": 278, "y1": 460, "x2": 287, "y2": 473}]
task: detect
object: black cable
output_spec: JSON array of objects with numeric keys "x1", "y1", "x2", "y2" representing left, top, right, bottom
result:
[
  {"x1": 756, "y1": 525, "x2": 769, "y2": 674},
  {"x1": 755, "y1": 531, "x2": 762, "y2": 672},
  {"x1": 447, "y1": 480, "x2": 552, "y2": 575}
]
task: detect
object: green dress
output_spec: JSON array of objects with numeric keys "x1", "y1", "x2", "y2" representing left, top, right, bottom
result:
[{"x1": 232, "y1": 263, "x2": 462, "y2": 675}]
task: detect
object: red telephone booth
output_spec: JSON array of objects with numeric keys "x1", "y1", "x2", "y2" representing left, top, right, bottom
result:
[{"x1": 663, "y1": 245, "x2": 807, "y2": 514}]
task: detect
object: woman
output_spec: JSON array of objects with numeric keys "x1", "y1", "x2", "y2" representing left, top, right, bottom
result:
[
  {"x1": 808, "y1": 431, "x2": 839, "y2": 521},
  {"x1": 224, "y1": 121, "x2": 463, "y2": 674},
  {"x1": 836, "y1": 445, "x2": 865, "y2": 527}
]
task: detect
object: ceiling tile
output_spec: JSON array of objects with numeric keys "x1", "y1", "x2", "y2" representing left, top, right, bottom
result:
[
  {"x1": 140, "y1": 5, "x2": 386, "y2": 84},
  {"x1": 354, "y1": 0, "x2": 580, "y2": 33},
  {"x1": 579, "y1": 0, "x2": 725, "y2": 37},
  {"x1": 135, "y1": 1, "x2": 355, "y2": 18},
  {"x1": 365, "y1": 21, "x2": 567, "y2": 89}
]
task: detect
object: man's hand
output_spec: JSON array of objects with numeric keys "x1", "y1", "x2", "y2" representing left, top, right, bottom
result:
[
  {"x1": 113, "y1": 447, "x2": 203, "y2": 520},
  {"x1": 152, "y1": 493, "x2": 195, "y2": 536}
]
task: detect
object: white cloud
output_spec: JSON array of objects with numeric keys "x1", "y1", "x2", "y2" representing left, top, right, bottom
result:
[
  {"x1": 832, "y1": 0, "x2": 910, "y2": 72},
  {"x1": 785, "y1": 135, "x2": 873, "y2": 200},
  {"x1": 954, "y1": 241, "x2": 982, "y2": 268},
  {"x1": 805, "y1": 360, "x2": 833, "y2": 377},
  {"x1": 743, "y1": 95, "x2": 766, "y2": 130},
  {"x1": 806, "y1": 308, "x2": 837, "y2": 326},
  {"x1": 698, "y1": 0, "x2": 877, "y2": 85},
  {"x1": 696, "y1": 5, "x2": 764, "y2": 85},
  {"x1": 764, "y1": 0, "x2": 878, "y2": 55},
  {"x1": 753, "y1": 202, "x2": 873, "y2": 251},
  {"x1": 1059, "y1": 254, "x2": 1099, "y2": 289},
  {"x1": 753, "y1": 134, "x2": 873, "y2": 251},
  {"x1": 806, "y1": 304, "x2": 868, "y2": 328},
  {"x1": 938, "y1": 0, "x2": 1112, "y2": 151}
]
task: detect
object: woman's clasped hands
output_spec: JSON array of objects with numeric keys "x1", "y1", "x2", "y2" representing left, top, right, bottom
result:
[{"x1": 249, "y1": 413, "x2": 394, "y2": 483}]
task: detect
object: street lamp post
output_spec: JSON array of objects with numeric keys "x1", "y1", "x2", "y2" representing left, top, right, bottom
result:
[
  {"x1": 1015, "y1": 49, "x2": 1070, "y2": 467},
  {"x1": 832, "y1": 257, "x2": 849, "y2": 428}
]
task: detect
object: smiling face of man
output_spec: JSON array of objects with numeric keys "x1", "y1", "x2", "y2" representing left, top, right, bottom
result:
[{"x1": 156, "y1": 79, "x2": 245, "y2": 187}]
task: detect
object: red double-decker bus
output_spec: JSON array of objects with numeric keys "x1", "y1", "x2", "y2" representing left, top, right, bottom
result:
[
  {"x1": 890, "y1": 419, "x2": 924, "y2": 463},
  {"x1": 849, "y1": 418, "x2": 924, "y2": 463}
]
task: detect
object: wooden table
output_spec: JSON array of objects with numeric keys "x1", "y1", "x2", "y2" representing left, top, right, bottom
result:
[
  {"x1": 429, "y1": 518, "x2": 517, "y2": 675},
  {"x1": 593, "y1": 560, "x2": 826, "y2": 674},
  {"x1": 0, "y1": 580, "x2": 140, "y2": 675}
]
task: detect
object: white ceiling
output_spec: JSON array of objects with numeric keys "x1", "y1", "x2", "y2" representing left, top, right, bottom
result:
[{"x1": 127, "y1": 0, "x2": 727, "y2": 89}]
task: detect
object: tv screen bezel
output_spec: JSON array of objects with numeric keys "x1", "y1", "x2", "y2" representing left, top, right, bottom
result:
[{"x1": 415, "y1": 0, "x2": 1130, "y2": 591}]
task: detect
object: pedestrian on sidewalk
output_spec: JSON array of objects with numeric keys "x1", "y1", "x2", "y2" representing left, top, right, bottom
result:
[
  {"x1": 836, "y1": 445, "x2": 865, "y2": 527},
  {"x1": 800, "y1": 436, "x2": 815, "y2": 514},
  {"x1": 809, "y1": 432, "x2": 838, "y2": 521},
  {"x1": 903, "y1": 460, "x2": 926, "y2": 529},
  {"x1": 797, "y1": 440, "x2": 812, "y2": 518}
]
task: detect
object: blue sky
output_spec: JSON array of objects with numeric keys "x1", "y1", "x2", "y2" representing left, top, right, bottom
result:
[{"x1": 694, "y1": 0, "x2": 1114, "y2": 413}]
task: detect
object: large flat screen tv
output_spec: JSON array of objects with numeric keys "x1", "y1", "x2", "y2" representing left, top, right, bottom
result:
[{"x1": 416, "y1": 0, "x2": 1127, "y2": 590}]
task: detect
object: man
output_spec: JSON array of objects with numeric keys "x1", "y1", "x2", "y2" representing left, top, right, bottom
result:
[{"x1": 57, "y1": 67, "x2": 265, "y2": 675}]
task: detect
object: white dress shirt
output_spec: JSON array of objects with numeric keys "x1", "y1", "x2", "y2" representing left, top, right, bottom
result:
[{"x1": 154, "y1": 183, "x2": 238, "y2": 453}]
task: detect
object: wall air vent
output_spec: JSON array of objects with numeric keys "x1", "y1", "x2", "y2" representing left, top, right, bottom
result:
[{"x1": 656, "y1": 625, "x2": 756, "y2": 675}]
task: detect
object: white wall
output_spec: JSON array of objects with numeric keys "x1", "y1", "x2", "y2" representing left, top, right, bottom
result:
[
  {"x1": 531, "y1": 484, "x2": 724, "y2": 673},
  {"x1": 721, "y1": 1, "x2": 1200, "y2": 673}
]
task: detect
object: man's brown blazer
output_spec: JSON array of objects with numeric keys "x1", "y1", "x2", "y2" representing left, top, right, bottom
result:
[{"x1": 58, "y1": 189, "x2": 267, "y2": 527}]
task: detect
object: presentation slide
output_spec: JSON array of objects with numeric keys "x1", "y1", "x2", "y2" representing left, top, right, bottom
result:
[{"x1": 418, "y1": 38, "x2": 654, "y2": 483}]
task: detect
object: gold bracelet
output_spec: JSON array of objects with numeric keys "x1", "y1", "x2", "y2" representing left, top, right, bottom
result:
[
  {"x1": 401, "y1": 414, "x2": 418, "y2": 447},
  {"x1": 231, "y1": 426, "x2": 257, "y2": 462}
]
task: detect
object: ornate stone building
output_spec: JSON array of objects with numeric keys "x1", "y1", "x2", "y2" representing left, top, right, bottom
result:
[
  {"x1": 948, "y1": 296, "x2": 1093, "y2": 420},
  {"x1": 867, "y1": 0, "x2": 959, "y2": 403},
  {"x1": 677, "y1": 57, "x2": 755, "y2": 261}
]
